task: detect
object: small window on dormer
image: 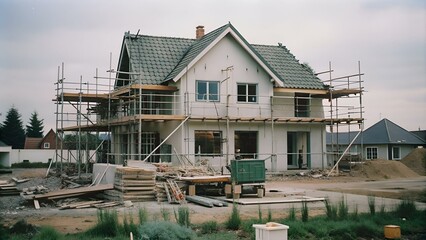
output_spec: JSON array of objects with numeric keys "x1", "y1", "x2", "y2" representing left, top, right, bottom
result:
[{"x1": 43, "y1": 143, "x2": 50, "y2": 149}]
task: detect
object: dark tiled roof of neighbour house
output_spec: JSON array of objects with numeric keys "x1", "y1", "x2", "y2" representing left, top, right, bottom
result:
[
  {"x1": 355, "y1": 118, "x2": 426, "y2": 145},
  {"x1": 120, "y1": 23, "x2": 325, "y2": 89}
]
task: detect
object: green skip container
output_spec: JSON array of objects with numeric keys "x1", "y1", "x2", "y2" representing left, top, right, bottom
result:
[{"x1": 230, "y1": 159, "x2": 266, "y2": 184}]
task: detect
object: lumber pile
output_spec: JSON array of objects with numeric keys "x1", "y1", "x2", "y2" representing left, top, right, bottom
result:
[
  {"x1": 21, "y1": 185, "x2": 49, "y2": 200},
  {"x1": 0, "y1": 180, "x2": 20, "y2": 196},
  {"x1": 59, "y1": 200, "x2": 121, "y2": 210},
  {"x1": 34, "y1": 184, "x2": 114, "y2": 200},
  {"x1": 105, "y1": 166, "x2": 156, "y2": 202}
]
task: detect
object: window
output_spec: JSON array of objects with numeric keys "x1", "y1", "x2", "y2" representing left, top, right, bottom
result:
[
  {"x1": 43, "y1": 143, "x2": 50, "y2": 149},
  {"x1": 196, "y1": 81, "x2": 219, "y2": 102},
  {"x1": 194, "y1": 130, "x2": 222, "y2": 156},
  {"x1": 295, "y1": 93, "x2": 310, "y2": 117},
  {"x1": 235, "y1": 131, "x2": 257, "y2": 159},
  {"x1": 392, "y1": 147, "x2": 401, "y2": 160},
  {"x1": 237, "y1": 83, "x2": 257, "y2": 103},
  {"x1": 366, "y1": 147, "x2": 378, "y2": 160}
]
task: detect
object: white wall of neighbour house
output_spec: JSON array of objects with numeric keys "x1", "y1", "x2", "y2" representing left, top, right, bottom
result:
[
  {"x1": 0, "y1": 146, "x2": 12, "y2": 167},
  {"x1": 169, "y1": 34, "x2": 326, "y2": 171},
  {"x1": 8, "y1": 149, "x2": 97, "y2": 165}
]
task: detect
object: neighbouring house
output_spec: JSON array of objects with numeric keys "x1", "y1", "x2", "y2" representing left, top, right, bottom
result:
[
  {"x1": 24, "y1": 129, "x2": 59, "y2": 149},
  {"x1": 327, "y1": 118, "x2": 426, "y2": 161},
  {"x1": 0, "y1": 140, "x2": 12, "y2": 167},
  {"x1": 56, "y1": 23, "x2": 363, "y2": 171}
]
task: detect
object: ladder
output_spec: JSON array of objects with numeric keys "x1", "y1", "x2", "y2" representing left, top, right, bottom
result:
[{"x1": 166, "y1": 179, "x2": 185, "y2": 204}]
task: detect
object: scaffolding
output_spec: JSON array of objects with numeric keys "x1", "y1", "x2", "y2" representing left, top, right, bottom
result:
[{"x1": 53, "y1": 59, "x2": 364, "y2": 174}]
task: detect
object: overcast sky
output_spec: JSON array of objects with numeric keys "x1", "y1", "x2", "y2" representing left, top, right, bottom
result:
[{"x1": 0, "y1": 0, "x2": 425, "y2": 134}]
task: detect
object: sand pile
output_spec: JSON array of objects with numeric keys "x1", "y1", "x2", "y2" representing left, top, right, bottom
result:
[
  {"x1": 352, "y1": 159, "x2": 419, "y2": 180},
  {"x1": 401, "y1": 148, "x2": 426, "y2": 176}
]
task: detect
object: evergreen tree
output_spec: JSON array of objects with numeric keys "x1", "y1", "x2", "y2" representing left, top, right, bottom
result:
[
  {"x1": 26, "y1": 111, "x2": 44, "y2": 137},
  {"x1": 1, "y1": 107, "x2": 26, "y2": 149}
]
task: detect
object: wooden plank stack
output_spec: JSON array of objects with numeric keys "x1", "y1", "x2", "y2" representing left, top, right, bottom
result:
[
  {"x1": 0, "y1": 180, "x2": 20, "y2": 196},
  {"x1": 105, "y1": 166, "x2": 156, "y2": 202}
]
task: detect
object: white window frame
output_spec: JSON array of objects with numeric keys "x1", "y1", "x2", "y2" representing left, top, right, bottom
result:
[
  {"x1": 366, "y1": 147, "x2": 378, "y2": 160},
  {"x1": 392, "y1": 146, "x2": 401, "y2": 160},
  {"x1": 43, "y1": 142, "x2": 50, "y2": 149},
  {"x1": 237, "y1": 83, "x2": 258, "y2": 103},
  {"x1": 196, "y1": 80, "x2": 220, "y2": 102}
]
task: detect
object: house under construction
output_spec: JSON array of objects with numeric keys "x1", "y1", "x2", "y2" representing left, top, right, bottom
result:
[{"x1": 54, "y1": 23, "x2": 364, "y2": 173}]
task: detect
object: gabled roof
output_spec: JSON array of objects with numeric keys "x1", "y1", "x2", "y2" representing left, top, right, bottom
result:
[
  {"x1": 116, "y1": 23, "x2": 325, "y2": 89},
  {"x1": 0, "y1": 140, "x2": 9, "y2": 147},
  {"x1": 24, "y1": 137, "x2": 43, "y2": 149},
  {"x1": 359, "y1": 118, "x2": 425, "y2": 145},
  {"x1": 326, "y1": 119, "x2": 426, "y2": 146}
]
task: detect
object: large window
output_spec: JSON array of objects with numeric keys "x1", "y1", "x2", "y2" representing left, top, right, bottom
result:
[
  {"x1": 392, "y1": 147, "x2": 401, "y2": 160},
  {"x1": 235, "y1": 131, "x2": 257, "y2": 159},
  {"x1": 366, "y1": 147, "x2": 378, "y2": 160},
  {"x1": 295, "y1": 93, "x2": 310, "y2": 117},
  {"x1": 196, "y1": 81, "x2": 219, "y2": 102},
  {"x1": 194, "y1": 130, "x2": 222, "y2": 156},
  {"x1": 237, "y1": 83, "x2": 257, "y2": 103}
]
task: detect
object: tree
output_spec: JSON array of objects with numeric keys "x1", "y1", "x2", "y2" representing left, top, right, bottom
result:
[
  {"x1": 63, "y1": 133, "x2": 99, "y2": 150},
  {"x1": 26, "y1": 111, "x2": 44, "y2": 137},
  {"x1": 0, "y1": 107, "x2": 26, "y2": 149}
]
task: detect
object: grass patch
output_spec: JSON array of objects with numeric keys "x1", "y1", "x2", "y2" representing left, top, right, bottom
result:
[
  {"x1": 200, "y1": 221, "x2": 218, "y2": 234},
  {"x1": 368, "y1": 195, "x2": 376, "y2": 215},
  {"x1": 138, "y1": 221, "x2": 195, "y2": 240},
  {"x1": 301, "y1": 201, "x2": 309, "y2": 222},
  {"x1": 226, "y1": 203, "x2": 241, "y2": 230},
  {"x1": 33, "y1": 226, "x2": 63, "y2": 240},
  {"x1": 87, "y1": 210, "x2": 119, "y2": 237},
  {"x1": 174, "y1": 206, "x2": 190, "y2": 227},
  {"x1": 287, "y1": 205, "x2": 296, "y2": 221},
  {"x1": 337, "y1": 196, "x2": 349, "y2": 220},
  {"x1": 138, "y1": 206, "x2": 148, "y2": 224}
]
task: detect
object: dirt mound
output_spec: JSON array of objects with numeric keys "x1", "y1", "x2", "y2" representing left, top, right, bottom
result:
[
  {"x1": 401, "y1": 148, "x2": 426, "y2": 176},
  {"x1": 352, "y1": 159, "x2": 420, "y2": 180}
]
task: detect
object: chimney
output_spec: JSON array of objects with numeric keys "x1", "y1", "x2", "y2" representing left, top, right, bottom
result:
[{"x1": 196, "y1": 25, "x2": 205, "y2": 39}]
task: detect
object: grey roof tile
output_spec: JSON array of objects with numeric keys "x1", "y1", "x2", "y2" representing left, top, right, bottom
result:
[{"x1": 119, "y1": 23, "x2": 326, "y2": 89}]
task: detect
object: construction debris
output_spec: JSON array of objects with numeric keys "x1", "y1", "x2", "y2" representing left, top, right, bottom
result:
[
  {"x1": 34, "y1": 184, "x2": 114, "y2": 201},
  {"x1": 58, "y1": 200, "x2": 120, "y2": 210},
  {"x1": 0, "y1": 181, "x2": 20, "y2": 196},
  {"x1": 186, "y1": 195, "x2": 227, "y2": 208}
]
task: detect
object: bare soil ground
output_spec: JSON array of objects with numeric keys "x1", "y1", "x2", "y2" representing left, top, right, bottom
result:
[{"x1": 1, "y1": 157, "x2": 425, "y2": 234}]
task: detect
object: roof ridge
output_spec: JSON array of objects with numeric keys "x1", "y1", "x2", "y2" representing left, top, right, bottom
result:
[{"x1": 126, "y1": 34, "x2": 195, "y2": 41}]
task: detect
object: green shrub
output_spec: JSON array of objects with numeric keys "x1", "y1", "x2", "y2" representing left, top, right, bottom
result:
[
  {"x1": 200, "y1": 221, "x2": 218, "y2": 234},
  {"x1": 257, "y1": 205, "x2": 262, "y2": 222},
  {"x1": 122, "y1": 212, "x2": 138, "y2": 236},
  {"x1": 138, "y1": 221, "x2": 195, "y2": 240},
  {"x1": 368, "y1": 195, "x2": 376, "y2": 215},
  {"x1": 324, "y1": 198, "x2": 337, "y2": 220},
  {"x1": 174, "y1": 206, "x2": 190, "y2": 227},
  {"x1": 267, "y1": 207, "x2": 272, "y2": 222},
  {"x1": 161, "y1": 207, "x2": 171, "y2": 221},
  {"x1": 338, "y1": 196, "x2": 349, "y2": 220},
  {"x1": 287, "y1": 205, "x2": 296, "y2": 221},
  {"x1": 226, "y1": 203, "x2": 241, "y2": 230},
  {"x1": 11, "y1": 162, "x2": 49, "y2": 168},
  {"x1": 301, "y1": 201, "x2": 309, "y2": 222},
  {"x1": 33, "y1": 226, "x2": 62, "y2": 240},
  {"x1": 87, "y1": 210, "x2": 119, "y2": 237},
  {"x1": 351, "y1": 204, "x2": 359, "y2": 220},
  {"x1": 394, "y1": 199, "x2": 417, "y2": 219},
  {"x1": 138, "y1": 206, "x2": 148, "y2": 225}
]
